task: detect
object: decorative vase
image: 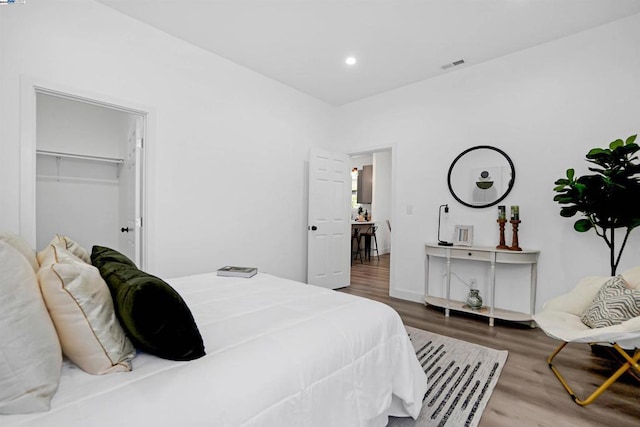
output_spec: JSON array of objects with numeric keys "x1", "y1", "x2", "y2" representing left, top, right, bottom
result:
[{"x1": 466, "y1": 289, "x2": 483, "y2": 310}]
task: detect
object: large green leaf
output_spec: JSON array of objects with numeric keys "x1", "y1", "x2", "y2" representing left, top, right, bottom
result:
[
  {"x1": 574, "y1": 182, "x2": 587, "y2": 194},
  {"x1": 560, "y1": 206, "x2": 578, "y2": 217},
  {"x1": 574, "y1": 219, "x2": 593, "y2": 232},
  {"x1": 615, "y1": 143, "x2": 640, "y2": 157},
  {"x1": 588, "y1": 148, "x2": 609, "y2": 156},
  {"x1": 625, "y1": 134, "x2": 637, "y2": 145},
  {"x1": 609, "y1": 139, "x2": 624, "y2": 150},
  {"x1": 566, "y1": 168, "x2": 575, "y2": 180},
  {"x1": 554, "y1": 195, "x2": 575, "y2": 204}
]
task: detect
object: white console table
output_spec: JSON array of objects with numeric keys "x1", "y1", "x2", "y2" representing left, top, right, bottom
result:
[{"x1": 424, "y1": 244, "x2": 539, "y2": 326}]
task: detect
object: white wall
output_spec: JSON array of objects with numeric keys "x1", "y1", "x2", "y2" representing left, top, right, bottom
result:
[
  {"x1": 373, "y1": 151, "x2": 391, "y2": 254},
  {"x1": 0, "y1": 0, "x2": 332, "y2": 281},
  {"x1": 332, "y1": 13, "x2": 640, "y2": 311}
]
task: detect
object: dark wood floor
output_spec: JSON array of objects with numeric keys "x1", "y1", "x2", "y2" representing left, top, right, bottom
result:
[{"x1": 341, "y1": 253, "x2": 639, "y2": 427}]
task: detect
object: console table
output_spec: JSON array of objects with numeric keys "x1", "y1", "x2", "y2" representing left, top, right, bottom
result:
[{"x1": 424, "y1": 244, "x2": 539, "y2": 326}]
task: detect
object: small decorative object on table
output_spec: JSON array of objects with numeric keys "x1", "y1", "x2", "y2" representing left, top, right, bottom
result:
[
  {"x1": 510, "y1": 205, "x2": 519, "y2": 221},
  {"x1": 509, "y1": 205, "x2": 522, "y2": 251},
  {"x1": 496, "y1": 205, "x2": 509, "y2": 250},
  {"x1": 466, "y1": 289, "x2": 483, "y2": 310},
  {"x1": 217, "y1": 266, "x2": 258, "y2": 278},
  {"x1": 498, "y1": 205, "x2": 506, "y2": 220},
  {"x1": 453, "y1": 225, "x2": 474, "y2": 246}
]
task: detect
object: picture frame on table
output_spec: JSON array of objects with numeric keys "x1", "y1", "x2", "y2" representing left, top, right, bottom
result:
[{"x1": 453, "y1": 225, "x2": 474, "y2": 246}]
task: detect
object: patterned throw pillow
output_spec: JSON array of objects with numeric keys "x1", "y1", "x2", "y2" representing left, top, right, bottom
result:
[{"x1": 581, "y1": 276, "x2": 640, "y2": 328}]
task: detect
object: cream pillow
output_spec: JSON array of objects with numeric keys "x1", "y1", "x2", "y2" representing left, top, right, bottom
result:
[
  {"x1": 0, "y1": 232, "x2": 38, "y2": 272},
  {"x1": 52, "y1": 234, "x2": 92, "y2": 264},
  {"x1": 38, "y1": 260, "x2": 136, "y2": 375},
  {"x1": 38, "y1": 243, "x2": 85, "y2": 268},
  {"x1": 621, "y1": 266, "x2": 640, "y2": 290},
  {"x1": 0, "y1": 241, "x2": 62, "y2": 414},
  {"x1": 38, "y1": 234, "x2": 91, "y2": 265}
]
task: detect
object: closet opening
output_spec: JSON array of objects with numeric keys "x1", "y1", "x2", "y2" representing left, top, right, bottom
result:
[{"x1": 34, "y1": 92, "x2": 146, "y2": 267}]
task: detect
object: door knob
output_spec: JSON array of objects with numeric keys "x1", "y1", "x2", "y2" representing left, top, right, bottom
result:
[
  {"x1": 121, "y1": 227, "x2": 130, "y2": 233},
  {"x1": 310, "y1": 225, "x2": 317, "y2": 231}
]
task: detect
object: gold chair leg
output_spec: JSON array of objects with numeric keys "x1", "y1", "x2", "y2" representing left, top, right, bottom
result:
[{"x1": 547, "y1": 341, "x2": 640, "y2": 406}]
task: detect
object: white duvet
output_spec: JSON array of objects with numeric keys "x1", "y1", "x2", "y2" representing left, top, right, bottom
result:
[{"x1": 4, "y1": 273, "x2": 427, "y2": 426}]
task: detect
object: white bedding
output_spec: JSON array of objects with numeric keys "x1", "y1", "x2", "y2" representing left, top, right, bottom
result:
[{"x1": 4, "y1": 273, "x2": 427, "y2": 426}]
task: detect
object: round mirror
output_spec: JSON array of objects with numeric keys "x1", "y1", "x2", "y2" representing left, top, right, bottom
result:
[{"x1": 447, "y1": 146, "x2": 515, "y2": 208}]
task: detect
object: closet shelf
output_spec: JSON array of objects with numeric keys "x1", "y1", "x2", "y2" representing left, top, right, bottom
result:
[
  {"x1": 36, "y1": 149, "x2": 124, "y2": 165},
  {"x1": 37, "y1": 149, "x2": 124, "y2": 179},
  {"x1": 36, "y1": 174, "x2": 119, "y2": 185}
]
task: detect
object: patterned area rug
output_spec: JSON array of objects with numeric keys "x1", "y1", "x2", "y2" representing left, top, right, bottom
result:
[{"x1": 388, "y1": 326, "x2": 508, "y2": 427}]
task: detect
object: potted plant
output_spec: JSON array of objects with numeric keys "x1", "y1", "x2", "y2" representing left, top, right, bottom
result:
[{"x1": 553, "y1": 134, "x2": 640, "y2": 275}]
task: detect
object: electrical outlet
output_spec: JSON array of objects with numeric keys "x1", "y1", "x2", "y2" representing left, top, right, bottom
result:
[{"x1": 469, "y1": 278, "x2": 477, "y2": 289}]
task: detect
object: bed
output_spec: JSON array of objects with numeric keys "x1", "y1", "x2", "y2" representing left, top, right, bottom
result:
[{"x1": 2, "y1": 239, "x2": 428, "y2": 427}]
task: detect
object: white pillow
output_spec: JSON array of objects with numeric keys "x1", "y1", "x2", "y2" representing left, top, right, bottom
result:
[
  {"x1": 38, "y1": 259, "x2": 136, "y2": 375},
  {"x1": 0, "y1": 232, "x2": 38, "y2": 272},
  {"x1": 0, "y1": 241, "x2": 62, "y2": 414}
]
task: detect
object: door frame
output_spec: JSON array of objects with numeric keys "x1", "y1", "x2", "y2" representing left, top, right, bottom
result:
[
  {"x1": 19, "y1": 76, "x2": 154, "y2": 269},
  {"x1": 348, "y1": 144, "x2": 396, "y2": 295}
]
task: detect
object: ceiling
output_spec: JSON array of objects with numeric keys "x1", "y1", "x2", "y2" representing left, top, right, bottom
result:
[{"x1": 95, "y1": 0, "x2": 640, "y2": 106}]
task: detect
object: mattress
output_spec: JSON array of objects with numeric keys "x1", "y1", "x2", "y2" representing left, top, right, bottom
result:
[{"x1": 4, "y1": 272, "x2": 427, "y2": 426}]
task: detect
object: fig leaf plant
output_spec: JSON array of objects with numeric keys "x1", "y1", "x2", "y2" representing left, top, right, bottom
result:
[{"x1": 553, "y1": 134, "x2": 640, "y2": 275}]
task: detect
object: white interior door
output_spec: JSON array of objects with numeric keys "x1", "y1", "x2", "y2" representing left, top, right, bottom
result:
[
  {"x1": 307, "y1": 148, "x2": 351, "y2": 289},
  {"x1": 118, "y1": 116, "x2": 144, "y2": 266}
]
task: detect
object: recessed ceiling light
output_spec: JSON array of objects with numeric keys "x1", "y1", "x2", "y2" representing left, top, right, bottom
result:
[{"x1": 345, "y1": 56, "x2": 357, "y2": 66}]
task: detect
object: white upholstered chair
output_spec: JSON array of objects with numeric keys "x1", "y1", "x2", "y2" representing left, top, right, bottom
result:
[{"x1": 533, "y1": 266, "x2": 640, "y2": 406}]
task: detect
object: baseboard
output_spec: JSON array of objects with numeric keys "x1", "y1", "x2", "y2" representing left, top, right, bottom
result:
[{"x1": 389, "y1": 287, "x2": 424, "y2": 303}]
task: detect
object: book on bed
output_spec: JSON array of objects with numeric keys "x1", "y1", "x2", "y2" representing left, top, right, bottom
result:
[{"x1": 216, "y1": 265, "x2": 257, "y2": 278}]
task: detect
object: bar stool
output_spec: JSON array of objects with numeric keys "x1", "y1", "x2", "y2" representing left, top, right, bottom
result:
[
  {"x1": 362, "y1": 225, "x2": 379, "y2": 262},
  {"x1": 351, "y1": 228, "x2": 363, "y2": 264}
]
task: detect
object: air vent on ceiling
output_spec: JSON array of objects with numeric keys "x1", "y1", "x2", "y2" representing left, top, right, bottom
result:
[{"x1": 441, "y1": 59, "x2": 465, "y2": 70}]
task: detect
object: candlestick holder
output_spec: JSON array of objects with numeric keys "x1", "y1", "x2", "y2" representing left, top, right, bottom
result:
[
  {"x1": 496, "y1": 219, "x2": 509, "y2": 250},
  {"x1": 509, "y1": 219, "x2": 522, "y2": 251}
]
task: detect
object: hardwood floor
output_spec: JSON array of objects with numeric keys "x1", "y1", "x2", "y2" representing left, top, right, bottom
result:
[{"x1": 341, "y1": 254, "x2": 639, "y2": 427}]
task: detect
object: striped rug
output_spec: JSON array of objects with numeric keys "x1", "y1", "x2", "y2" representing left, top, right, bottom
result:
[{"x1": 388, "y1": 326, "x2": 508, "y2": 427}]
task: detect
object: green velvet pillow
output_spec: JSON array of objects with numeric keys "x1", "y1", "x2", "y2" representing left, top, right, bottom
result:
[
  {"x1": 91, "y1": 245, "x2": 137, "y2": 269},
  {"x1": 91, "y1": 246, "x2": 205, "y2": 361}
]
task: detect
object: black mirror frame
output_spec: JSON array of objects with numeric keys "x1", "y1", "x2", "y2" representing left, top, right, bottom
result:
[{"x1": 447, "y1": 145, "x2": 515, "y2": 209}]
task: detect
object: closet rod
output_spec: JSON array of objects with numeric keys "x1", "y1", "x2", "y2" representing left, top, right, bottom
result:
[{"x1": 36, "y1": 149, "x2": 124, "y2": 164}]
